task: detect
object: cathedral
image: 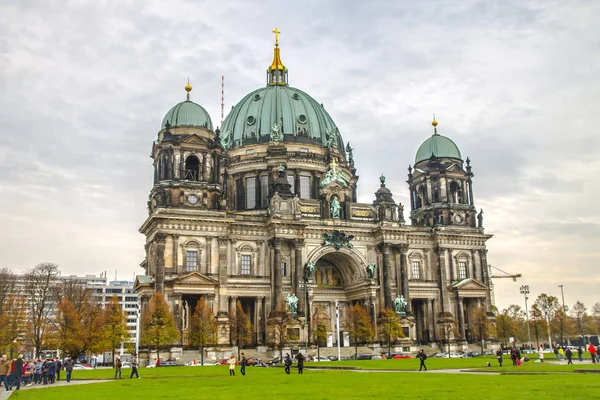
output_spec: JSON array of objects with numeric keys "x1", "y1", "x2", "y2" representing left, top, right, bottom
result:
[{"x1": 135, "y1": 31, "x2": 494, "y2": 351}]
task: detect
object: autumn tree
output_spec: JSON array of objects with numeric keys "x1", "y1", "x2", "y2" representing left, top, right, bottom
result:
[
  {"x1": 270, "y1": 300, "x2": 292, "y2": 359},
  {"x1": 311, "y1": 313, "x2": 328, "y2": 359},
  {"x1": 142, "y1": 292, "x2": 178, "y2": 361},
  {"x1": 0, "y1": 268, "x2": 16, "y2": 316},
  {"x1": 495, "y1": 309, "x2": 519, "y2": 348},
  {"x1": 24, "y1": 262, "x2": 60, "y2": 357},
  {"x1": 0, "y1": 296, "x2": 28, "y2": 359},
  {"x1": 529, "y1": 304, "x2": 548, "y2": 348},
  {"x1": 505, "y1": 304, "x2": 528, "y2": 344},
  {"x1": 103, "y1": 296, "x2": 129, "y2": 364},
  {"x1": 54, "y1": 299, "x2": 85, "y2": 356},
  {"x1": 230, "y1": 301, "x2": 252, "y2": 358},
  {"x1": 344, "y1": 302, "x2": 374, "y2": 359},
  {"x1": 472, "y1": 306, "x2": 491, "y2": 354},
  {"x1": 187, "y1": 298, "x2": 217, "y2": 365},
  {"x1": 53, "y1": 278, "x2": 92, "y2": 314},
  {"x1": 570, "y1": 301, "x2": 591, "y2": 341},
  {"x1": 378, "y1": 308, "x2": 404, "y2": 357},
  {"x1": 592, "y1": 302, "x2": 600, "y2": 333}
]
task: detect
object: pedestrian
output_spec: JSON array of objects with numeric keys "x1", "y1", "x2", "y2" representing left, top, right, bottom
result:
[
  {"x1": 538, "y1": 345, "x2": 544, "y2": 363},
  {"x1": 510, "y1": 349, "x2": 517, "y2": 366},
  {"x1": 577, "y1": 346, "x2": 583, "y2": 362},
  {"x1": 24, "y1": 360, "x2": 34, "y2": 386},
  {"x1": 47, "y1": 358, "x2": 56, "y2": 384},
  {"x1": 55, "y1": 357, "x2": 62, "y2": 382},
  {"x1": 0, "y1": 355, "x2": 10, "y2": 392},
  {"x1": 114, "y1": 356, "x2": 122, "y2": 379},
  {"x1": 130, "y1": 354, "x2": 140, "y2": 379},
  {"x1": 295, "y1": 352, "x2": 306, "y2": 374},
  {"x1": 588, "y1": 344, "x2": 597, "y2": 364},
  {"x1": 558, "y1": 346, "x2": 565, "y2": 360},
  {"x1": 34, "y1": 359, "x2": 42, "y2": 384},
  {"x1": 11, "y1": 355, "x2": 23, "y2": 391},
  {"x1": 496, "y1": 349, "x2": 503, "y2": 367},
  {"x1": 417, "y1": 349, "x2": 428, "y2": 371},
  {"x1": 284, "y1": 353, "x2": 292, "y2": 374},
  {"x1": 239, "y1": 353, "x2": 247, "y2": 376},
  {"x1": 64, "y1": 356, "x2": 74, "y2": 383},
  {"x1": 41, "y1": 358, "x2": 50, "y2": 385},
  {"x1": 566, "y1": 347, "x2": 573, "y2": 364},
  {"x1": 553, "y1": 346, "x2": 559, "y2": 360},
  {"x1": 228, "y1": 355, "x2": 236, "y2": 376}
]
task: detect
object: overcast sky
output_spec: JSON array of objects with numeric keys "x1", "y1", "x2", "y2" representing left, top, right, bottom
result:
[{"x1": 1, "y1": 0, "x2": 598, "y2": 312}]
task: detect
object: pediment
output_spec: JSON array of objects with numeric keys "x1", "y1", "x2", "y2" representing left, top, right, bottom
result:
[
  {"x1": 445, "y1": 163, "x2": 464, "y2": 173},
  {"x1": 452, "y1": 278, "x2": 487, "y2": 291},
  {"x1": 175, "y1": 271, "x2": 219, "y2": 286},
  {"x1": 180, "y1": 134, "x2": 208, "y2": 145}
]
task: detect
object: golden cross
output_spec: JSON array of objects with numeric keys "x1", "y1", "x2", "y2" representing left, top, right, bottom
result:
[
  {"x1": 330, "y1": 158, "x2": 338, "y2": 173},
  {"x1": 272, "y1": 28, "x2": 281, "y2": 45}
]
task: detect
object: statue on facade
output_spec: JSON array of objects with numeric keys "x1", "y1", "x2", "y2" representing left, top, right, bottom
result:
[
  {"x1": 285, "y1": 293, "x2": 299, "y2": 316},
  {"x1": 366, "y1": 263, "x2": 376, "y2": 280},
  {"x1": 346, "y1": 142, "x2": 354, "y2": 164},
  {"x1": 292, "y1": 195, "x2": 301, "y2": 214},
  {"x1": 270, "y1": 192, "x2": 281, "y2": 214},
  {"x1": 330, "y1": 197, "x2": 341, "y2": 218},
  {"x1": 322, "y1": 230, "x2": 354, "y2": 251},
  {"x1": 304, "y1": 262, "x2": 316, "y2": 281},
  {"x1": 321, "y1": 158, "x2": 348, "y2": 187},
  {"x1": 270, "y1": 122, "x2": 283, "y2": 143},
  {"x1": 394, "y1": 295, "x2": 407, "y2": 315},
  {"x1": 477, "y1": 209, "x2": 484, "y2": 228},
  {"x1": 398, "y1": 203, "x2": 405, "y2": 223}
]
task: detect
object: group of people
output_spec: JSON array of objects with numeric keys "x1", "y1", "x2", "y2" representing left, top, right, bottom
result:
[
  {"x1": 0, "y1": 354, "x2": 75, "y2": 391},
  {"x1": 226, "y1": 352, "x2": 306, "y2": 376},
  {"x1": 493, "y1": 343, "x2": 599, "y2": 367}
]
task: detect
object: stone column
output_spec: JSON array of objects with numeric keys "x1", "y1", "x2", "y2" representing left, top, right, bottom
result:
[
  {"x1": 155, "y1": 233, "x2": 166, "y2": 293},
  {"x1": 457, "y1": 296, "x2": 465, "y2": 338},
  {"x1": 211, "y1": 237, "x2": 219, "y2": 275},
  {"x1": 139, "y1": 294, "x2": 151, "y2": 340},
  {"x1": 293, "y1": 239, "x2": 304, "y2": 313},
  {"x1": 205, "y1": 239, "x2": 211, "y2": 275},
  {"x1": 448, "y1": 248, "x2": 455, "y2": 283},
  {"x1": 429, "y1": 299, "x2": 437, "y2": 342},
  {"x1": 271, "y1": 238, "x2": 283, "y2": 310},
  {"x1": 172, "y1": 234, "x2": 179, "y2": 272},
  {"x1": 399, "y1": 245, "x2": 412, "y2": 314},
  {"x1": 254, "y1": 297, "x2": 260, "y2": 345},
  {"x1": 379, "y1": 244, "x2": 393, "y2": 309},
  {"x1": 171, "y1": 292, "x2": 183, "y2": 345},
  {"x1": 260, "y1": 296, "x2": 266, "y2": 344},
  {"x1": 229, "y1": 296, "x2": 238, "y2": 318},
  {"x1": 256, "y1": 240, "x2": 264, "y2": 276},
  {"x1": 436, "y1": 247, "x2": 448, "y2": 314},
  {"x1": 217, "y1": 237, "x2": 229, "y2": 314},
  {"x1": 479, "y1": 249, "x2": 492, "y2": 312},
  {"x1": 467, "y1": 179, "x2": 474, "y2": 206}
]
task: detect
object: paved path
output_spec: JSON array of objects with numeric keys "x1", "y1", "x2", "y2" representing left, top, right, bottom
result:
[{"x1": 0, "y1": 379, "x2": 114, "y2": 400}]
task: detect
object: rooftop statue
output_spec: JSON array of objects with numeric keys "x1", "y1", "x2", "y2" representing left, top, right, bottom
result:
[
  {"x1": 321, "y1": 159, "x2": 348, "y2": 187},
  {"x1": 394, "y1": 295, "x2": 407, "y2": 315},
  {"x1": 366, "y1": 263, "x2": 376, "y2": 280},
  {"x1": 285, "y1": 293, "x2": 299, "y2": 316}
]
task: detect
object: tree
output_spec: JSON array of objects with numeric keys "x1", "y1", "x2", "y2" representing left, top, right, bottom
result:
[
  {"x1": 0, "y1": 296, "x2": 28, "y2": 359},
  {"x1": 270, "y1": 300, "x2": 292, "y2": 359},
  {"x1": 24, "y1": 262, "x2": 60, "y2": 357},
  {"x1": 551, "y1": 307, "x2": 572, "y2": 345},
  {"x1": 533, "y1": 293, "x2": 559, "y2": 342},
  {"x1": 103, "y1": 296, "x2": 129, "y2": 364},
  {"x1": 471, "y1": 306, "x2": 491, "y2": 354},
  {"x1": 142, "y1": 292, "x2": 178, "y2": 362},
  {"x1": 505, "y1": 304, "x2": 528, "y2": 344},
  {"x1": 495, "y1": 309, "x2": 519, "y2": 348},
  {"x1": 230, "y1": 301, "x2": 252, "y2": 358},
  {"x1": 187, "y1": 298, "x2": 217, "y2": 366},
  {"x1": 344, "y1": 302, "x2": 374, "y2": 359},
  {"x1": 311, "y1": 313, "x2": 328, "y2": 359},
  {"x1": 570, "y1": 301, "x2": 591, "y2": 342},
  {"x1": 378, "y1": 308, "x2": 403, "y2": 357},
  {"x1": 54, "y1": 299, "x2": 85, "y2": 357},
  {"x1": 0, "y1": 267, "x2": 16, "y2": 316},
  {"x1": 592, "y1": 302, "x2": 600, "y2": 333},
  {"x1": 53, "y1": 278, "x2": 92, "y2": 314},
  {"x1": 529, "y1": 304, "x2": 548, "y2": 348}
]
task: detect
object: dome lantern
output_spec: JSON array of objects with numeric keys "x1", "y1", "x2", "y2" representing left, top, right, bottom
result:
[{"x1": 267, "y1": 27, "x2": 288, "y2": 86}]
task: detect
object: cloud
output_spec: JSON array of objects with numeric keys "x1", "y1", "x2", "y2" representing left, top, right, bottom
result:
[{"x1": 0, "y1": 0, "x2": 599, "y2": 311}]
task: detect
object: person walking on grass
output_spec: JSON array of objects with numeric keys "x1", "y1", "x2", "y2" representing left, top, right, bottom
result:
[
  {"x1": 114, "y1": 356, "x2": 122, "y2": 379},
  {"x1": 130, "y1": 354, "x2": 140, "y2": 379},
  {"x1": 496, "y1": 349, "x2": 503, "y2": 367},
  {"x1": 588, "y1": 344, "x2": 597, "y2": 364},
  {"x1": 11, "y1": 355, "x2": 23, "y2": 391},
  {"x1": 566, "y1": 347, "x2": 573, "y2": 364},
  {"x1": 228, "y1": 355, "x2": 236, "y2": 376},
  {"x1": 577, "y1": 346, "x2": 583, "y2": 362},
  {"x1": 538, "y1": 346, "x2": 544, "y2": 363},
  {"x1": 64, "y1": 356, "x2": 74, "y2": 383},
  {"x1": 55, "y1": 357, "x2": 62, "y2": 382},
  {"x1": 296, "y1": 352, "x2": 306, "y2": 374},
  {"x1": 284, "y1": 353, "x2": 292, "y2": 374},
  {"x1": 0, "y1": 355, "x2": 10, "y2": 392},
  {"x1": 417, "y1": 349, "x2": 428, "y2": 371},
  {"x1": 240, "y1": 353, "x2": 247, "y2": 376}
]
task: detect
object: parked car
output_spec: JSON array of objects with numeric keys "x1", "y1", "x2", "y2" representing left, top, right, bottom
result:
[
  {"x1": 121, "y1": 362, "x2": 132, "y2": 369},
  {"x1": 158, "y1": 360, "x2": 182, "y2": 367},
  {"x1": 247, "y1": 357, "x2": 267, "y2": 367},
  {"x1": 390, "y1": 353, "x2": 412, "y2": 359},
  {"x1": 308, "y1": 356, "x2": 330, "y2": 362},
  {"x1": 268, "y1": 357, "x2": 282, "y2": 365},
  {"x1": 72, "y1": 364, "x2": 93, "y2": 370},
  {"x1": 185, "y1": 360, "x2": 214, "y2": 366},
  {"x1": 216, "y1": 358, "x2": 239, "y2": 366},
  {"x1": 327, "y1": 356, "x2": 338, "y2": 361},
  {"x1": 353, "y1": 353, "x2": 376, "y2": 360}
]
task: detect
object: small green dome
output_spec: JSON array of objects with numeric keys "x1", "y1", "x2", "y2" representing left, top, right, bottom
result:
[
  {"x1": 220, "y1": 85, "x2": 343, "y2": 150},
  {"x1": 415, "y1": 133, "x2": 462, "y2": 164},
  {"x1": 161, "y1": 100, "x2": 213, "y2": 131}
]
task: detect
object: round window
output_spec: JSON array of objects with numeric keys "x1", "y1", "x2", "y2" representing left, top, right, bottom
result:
[
  {"x1": 297, "y1": 114, "x2": 307, "y2": 124},
  {"x1": 292, "y1": 93, "x2": 300, "y2": 100},
  {"x1": 253, "y1": 94, "x2": 261, "y2": 101},
  {"x1": 246, "y1": 116, "x2": 256, "y2": 125}
]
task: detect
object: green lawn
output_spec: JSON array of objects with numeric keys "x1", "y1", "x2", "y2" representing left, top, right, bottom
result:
[{"x1": 11, "y1": 367, "x2": 600, "y2": 400}]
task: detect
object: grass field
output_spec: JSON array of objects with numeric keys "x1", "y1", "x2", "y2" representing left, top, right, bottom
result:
[{"x1": 11, "y1": 366, "x2": 600, "y2": 400}]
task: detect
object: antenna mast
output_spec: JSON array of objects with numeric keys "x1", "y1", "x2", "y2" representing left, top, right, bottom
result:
[{"x1": 221, "y1": 74, "x2": 225, "y2": 126}]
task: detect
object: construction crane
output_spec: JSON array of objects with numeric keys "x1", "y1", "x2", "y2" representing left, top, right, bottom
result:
[
  {"x1": 489, "y1": 265, "x2": 522, "y2": 281},
  {"x1": 488, "y1": 265, "x2": 522, "y2": 307}
]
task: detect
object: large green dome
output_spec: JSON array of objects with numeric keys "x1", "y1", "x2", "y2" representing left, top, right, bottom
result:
[
  {"x1": 220, "y1": 85, "x2": 343, "y2": 150},
  {"x1": 415, "y1": 133, "x2": 462, "y2": 164},
  {"x1": 161, "y1": 100, "x2": 213, "y2": 131}
]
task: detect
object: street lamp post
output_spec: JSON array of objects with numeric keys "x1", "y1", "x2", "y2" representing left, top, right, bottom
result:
[
  {"x1": 543, "y1": 298, "x2": 553, "y2": 349},
  {"x1": 519, "y1": 285, "x2": 532, "y2": 350},
  {"x1": 558, "y1": 285, "x2": 566, "y2": 344}
]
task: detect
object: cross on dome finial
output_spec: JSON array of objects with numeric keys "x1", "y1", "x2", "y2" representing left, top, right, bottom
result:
[
  {"x1": 267, "y1": 29, "x2": 287, "y2": 86},
  {"x1": 185, "y1": 78, "x2": 192, "y2": 101},
  {"x1": 272, "y1": 28, "x2": 281, "y2": 46},
  {"x1": 432, "y1": 114, "x2": 438, "y2": 135}
]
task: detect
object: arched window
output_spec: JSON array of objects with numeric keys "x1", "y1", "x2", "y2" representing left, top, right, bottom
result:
[
  {"x1": 409, "y1": 252, "x2": 424, "y2": 280},
  {"x1": 455, "y1": 253, "x2": 470, "y2": 280},
  {"x1": 184, "y1": 155, "x2": 201, "y2": 181},
  {"x1": 449, "y1": 181, "x2": 460, "y2": 204}
]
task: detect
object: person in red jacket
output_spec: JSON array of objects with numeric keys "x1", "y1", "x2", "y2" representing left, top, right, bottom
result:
[{"x1": 588, "y1": 344, "x2": 597, "y2": 364}]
